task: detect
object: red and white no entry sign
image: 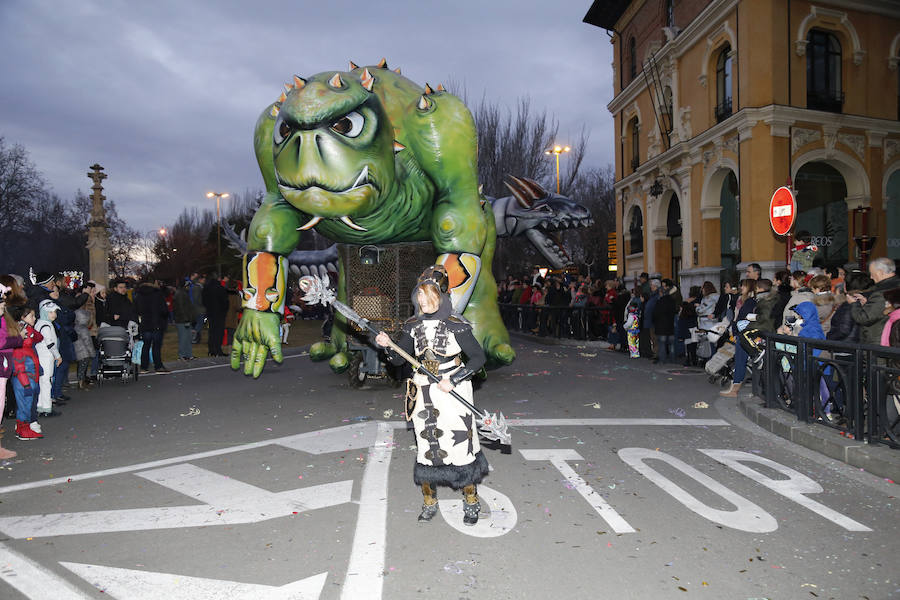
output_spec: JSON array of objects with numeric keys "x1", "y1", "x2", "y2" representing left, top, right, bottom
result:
[{"x1": 769, "y1": 186, "x2": 796, "y2": 236}]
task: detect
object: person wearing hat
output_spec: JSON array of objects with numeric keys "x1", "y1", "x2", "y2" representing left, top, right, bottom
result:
[
  {"x1": 374, "y1": 265, "x2": 489, "y2": 526},
  {"x1": 35, "y1": 299, "x2": 63, "y2": 417},
  {"x1": 26, "y1": 270, "x2": 59, "y2": 309}
]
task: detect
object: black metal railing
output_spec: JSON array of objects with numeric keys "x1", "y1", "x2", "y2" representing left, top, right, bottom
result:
[
  {"x1": 630, "y1": 156, "x2": 640, "y2": 172},
  {"x1": 761, "y1": 332, "x2": 900, "y2": 449},
  {"x1": 714, "y1": 97, "x2": 732, "y2": 123},
  {"x1": 807, "y1": 89, "x2": 844, "y2": 113},
  {"x1": 499, "y1": 303, "x2": 613, "y2": 341}
]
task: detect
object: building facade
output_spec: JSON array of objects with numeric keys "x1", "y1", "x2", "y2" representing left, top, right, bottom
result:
[{"x1": 585, "y1": 0, "x2": 900, "y2": 289}]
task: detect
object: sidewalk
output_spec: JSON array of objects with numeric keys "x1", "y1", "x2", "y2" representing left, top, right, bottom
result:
[{"x1": 737, "y1": 391, "x2": 900, "y2": 482}]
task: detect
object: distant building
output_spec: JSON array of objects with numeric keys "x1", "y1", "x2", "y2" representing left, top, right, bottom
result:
[{"x1": 584, "y1": 0, "x2": 900, "y2": 288}]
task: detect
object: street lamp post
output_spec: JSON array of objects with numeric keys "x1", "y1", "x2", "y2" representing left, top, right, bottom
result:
[
  {"x1": 206, "y1": 191, "x2": 229, "y2": 277},
  {"x1": 544, "y1": 145, "x2": 570, "y2": 194}
]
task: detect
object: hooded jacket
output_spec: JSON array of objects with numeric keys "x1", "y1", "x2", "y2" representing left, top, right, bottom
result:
[
  {"x1": 850, "y1": 275, "x2": 900, "y2": 345},
  {"x1": 134, "y1": 282, "x2": 169, "y2": 333},
  {"x1": 0, "y1": 316, "x2": 23, "y2": 379},
  {"x1": 35, "y1": 300, "x2": 61, "y2": 366}
]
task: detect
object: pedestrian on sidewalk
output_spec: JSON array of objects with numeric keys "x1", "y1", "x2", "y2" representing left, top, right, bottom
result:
[
  {"x1": 10, "y1": 304, "x2": 44, "y2": 440},
  {"x1": 0, "y1": 279, "x2": 24, "y2": 458},
  {"x1": 134, "y1": 278, "x2": 169, "y2": 373},
  {"x1": 848, "y1": 257, "x2": 900, "y2": 345},
  {"x1": 202, "y1": 275, "x2": 228, "y2": 356},
  {"x1": 173, "y1": 279, "x2": 194, "y2": 360},
  {"x1": 34, "y1": 300, "x2": 62, "y2": 416},
  {"x1": 720, "y1": 279, "x2": 757, "y2": 397}
]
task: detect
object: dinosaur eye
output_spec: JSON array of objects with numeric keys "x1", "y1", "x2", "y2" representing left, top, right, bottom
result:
[
  {"x1": 273, "y1": 116, "x2": 291, "y2": 144},
  {"x1": 330, "y1": 111, "x2": 364, "y2": 138}
]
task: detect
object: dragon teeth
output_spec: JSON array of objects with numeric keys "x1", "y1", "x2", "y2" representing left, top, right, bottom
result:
[{"x1": 350, "y1": 165, "x2": 369, "y2": 190}]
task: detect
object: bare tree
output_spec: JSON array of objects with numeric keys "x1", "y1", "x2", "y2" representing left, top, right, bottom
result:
[{"x1": 0, "y1": 138, "x2": 47, "y2": 263}]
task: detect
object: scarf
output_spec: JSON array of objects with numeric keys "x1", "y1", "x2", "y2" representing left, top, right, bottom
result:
[{"x1": 881, "y1": 307, "x2": 900, "y2": 347}]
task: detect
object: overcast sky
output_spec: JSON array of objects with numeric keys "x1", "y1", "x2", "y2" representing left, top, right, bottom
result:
[{"x1": 0, "y1": 0, "x2": 614, "y2": 234}]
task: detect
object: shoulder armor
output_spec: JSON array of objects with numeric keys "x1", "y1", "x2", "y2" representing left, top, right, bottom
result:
[{"x1": 445, "y1": 313, "x2": 472, "y2": 332}]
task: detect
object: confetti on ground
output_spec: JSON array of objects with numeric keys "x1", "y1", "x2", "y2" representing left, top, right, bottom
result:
[
  {"x1": 579, "y1": 352, "x2": 597, "y2": 358},
  {"x1": 382, "y1": 409, "x2": 394, "y2": 419},
  {"x1": 532, "y1": 349, "x2": 549, "y2": 354},
  {"x1": 668, "y1": 407, "x2": 686, "y2": 418},
  {"x1": 693, "y1": 401, "x2": 709, "y2": 409},
  {"x1": 511, "y1": 370, "x2": 552, "y2": 377},
  {"x1": 584, "y1": 402, "x2": 602, "y2": 409},
  {"x1": 179, "y1": 406, "x2": 200, "y2": 417}
]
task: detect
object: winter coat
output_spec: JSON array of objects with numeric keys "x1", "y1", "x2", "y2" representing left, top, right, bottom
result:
[
  {"x1": 782, "y1": 289, "x2": 815, "y2": 328},
  {"x1": 697, "y1": 293, "x2": 719, "y2": 330},
  {"x1": 225, "y1": 290, "x2": 241, "y2": 329},
  {"x1": 652, "y1": 293, "x2": 677, "y2": 336},
  {"x1": 676, "y1": 303, "x2": 698, "y2": 340},
  {"x1": 752, "y1": 292, "x2": 779, "y2": 333},
  {"x1": 850, "y1": 275, "x2": 900, "y2": 346},
  {"x1": 12, "y1": 323, "x2": 43, "y2": 385},
  {"x1": 106, "y1": 291, "x2": 136, "y2": 328},
  {"x1": 794, "y1": 301, "x2": 826, "y2": 357},
  {"x1": 812, "y1": 292, "x2": 836, "y2": 335},
  {"x1": 134, "y1": 283, "x2": 169, "y2": 333},
  {"x1": 644, "y1": 291, "x2": 660, "y2": 330},
  {"x1": 826, "y1": 302, "x2": 859, "y2": 344},
  {"x1": 731, "y1": 296, "x2": 758, "y2": 337},
  {"x1": 73, "y1": 309, "x2": 94, "y2": 361},
  {"x1": 189, "y1": 281, "x2": 205, "y2": 317},
  {"x1": 0, "y1": 316, "x2": 23, "y2": 379},
  {"x1": 201, "y1": 279, "x2": 229, "y2": 319},
  {"x1": 771, "y1": 283, "x2": 792, "y2": 328},
  {"x1": 54, "y1": 304, "x2": 77, "y2": 362},
  {"x1": 35, "y1": 318, "x2": 60, "y2": 371},
  {"x1": 173, "y1": 287, "x2": 193, "y2": 324}
]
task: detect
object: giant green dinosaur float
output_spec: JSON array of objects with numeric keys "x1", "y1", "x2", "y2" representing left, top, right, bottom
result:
[{"x1": 231, "y1": 59, "x2": 515, "y2": 377}]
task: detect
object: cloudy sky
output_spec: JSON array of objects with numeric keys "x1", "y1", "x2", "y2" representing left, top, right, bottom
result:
[{"x1": 0, "y1": 0, "x2": 614, "y2": 233}]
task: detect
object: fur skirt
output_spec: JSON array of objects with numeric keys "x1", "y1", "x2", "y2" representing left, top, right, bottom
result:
[{"x1": 413, "y1": 450, "x2": 489, "y2": 490}]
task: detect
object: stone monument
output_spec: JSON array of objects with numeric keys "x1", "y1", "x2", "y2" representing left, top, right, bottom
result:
[{"x1": 85, "y1": 164, "x2": 110, "y2": 286}]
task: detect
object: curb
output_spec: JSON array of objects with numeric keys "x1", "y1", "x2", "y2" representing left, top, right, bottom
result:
[
  {"x1": 508, "y1": 331, "x2": 613, "y2": 350},
  {"x1": 738, "y1": 395, "x2": 900, "y2": 482}
]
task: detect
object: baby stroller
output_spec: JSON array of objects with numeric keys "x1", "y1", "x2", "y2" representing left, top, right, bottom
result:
[
  {"x1": 704, "y1": 323, "x2": 735, "y2": 387},
  {"x1": 96, "y1": 325, "x2": 139, "y2": 385}
]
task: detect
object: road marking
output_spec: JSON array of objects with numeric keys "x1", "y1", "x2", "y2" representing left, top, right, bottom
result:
[
  {"x1": 509, "y1": 418, "x2": 730, "y2": 426},
  {"x1": 0, "y1": 542, "x2": 92, "y2": 599},
  {"x1": 700, "y1": 449, "x2": 872, "y2": 532},
  {"x1": 341, "y1": 421, "x2": 394, "y2": 600},
  {"x1": 0, "y1": 465, "x2": 352, "y2": 538},
  {"x1": 0, "y1": 422, "x2": 378, "y2": 495},
  {"x1": 619, "y1": 448, "x2": 779, "y2": 533},
  {"x1": 437, "y1": 484, "x2": 518, "y2": 537},
  {"x1": 60, "y1": 562, "x2": 327, "y2": 600},
  {"x1": 520, "y1": 449, "x2": 635, "y2": 533}
]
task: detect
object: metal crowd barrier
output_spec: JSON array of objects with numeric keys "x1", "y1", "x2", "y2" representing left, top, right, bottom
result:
[
  {"x1": 498, "y1": 303, "x2": 613, "y2": 341},
  {"x1": 761, "y1": 331, "x2": 900, "y2": 450}
]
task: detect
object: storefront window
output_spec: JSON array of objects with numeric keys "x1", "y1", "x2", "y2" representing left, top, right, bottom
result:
[{"x1": 794, "y1": 162, "x2": 848, "y2": 267}]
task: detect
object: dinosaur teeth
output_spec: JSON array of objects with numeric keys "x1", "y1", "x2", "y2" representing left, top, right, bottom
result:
[
  {"x1": 393, "y1": 141, "x2": 406, "y2": 153},
  {"x1": 296, "y1": 216, "x2": 323, "y2": 231},
  {"x1": 350, "y1": 165, "x2": 369, "y2": 189},
  {"x1": 340, "y1": 216, "x2": 367, "y2": 231}
]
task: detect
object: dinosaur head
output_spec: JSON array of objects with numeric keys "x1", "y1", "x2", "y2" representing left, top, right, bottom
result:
[{"x1": 258, "y1": 70, "x2": 398, "y2": 232}]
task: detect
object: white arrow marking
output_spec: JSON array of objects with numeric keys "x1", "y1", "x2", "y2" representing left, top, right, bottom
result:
[
  {"x1": 0, "y1": 542, "x2": 92, "y2": 599},
  {"x1": 60, "y1": 562, "x2": 327, "y2": 600},
  {"x1": 0, "y1": 464, "x2": 352, "y2": 538},
  {"x1": 437, "y1": 484, "x2": 518, "y2": 537},
  {"x1": 520, "y1": 449, "x2": 635, "y2": 533}
]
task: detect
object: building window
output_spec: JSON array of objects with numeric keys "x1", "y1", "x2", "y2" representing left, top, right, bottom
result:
[
  {"x1": 630, "y1": 118, "x2": 640, "y2": 172},
  {"x1": 629, "y1": 36, "x2": 637, "y2": 81},
  {"x1": 666, "y1": 0, "x2": 675, "y2": 28},
  {"x1": 663, "y1": 86, "x2": 673, "y2": 122},
  {"x1": 806, "y1": 29, "x2": 843, "y2": 113},
  {"x1": 715, "y1": 45, "x2": 732, "y2": 123},
  {"x1": 629, "y1": 207, "x2": 644, "y2": 255}
]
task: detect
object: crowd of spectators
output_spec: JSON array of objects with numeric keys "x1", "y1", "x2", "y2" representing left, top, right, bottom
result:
[{"x1": 0, "y1": 269, "x2": 246, "y2": 456}]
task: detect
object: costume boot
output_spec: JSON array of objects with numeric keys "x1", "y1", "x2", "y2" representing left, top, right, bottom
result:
[
  {"x1": 418, "y1": 483, "x2": 439, "y2": 522},
  {"x1": 719, "y1": 382, "x2": 742, "y2": 397},
  {"x1": 462, "y1": 484, "x2": 481, "y2": 526}
]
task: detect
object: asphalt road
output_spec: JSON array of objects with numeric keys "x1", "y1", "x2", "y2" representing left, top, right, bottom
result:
[{"x1": 0, "y1": 339, "x2": 897, "y2": 600}]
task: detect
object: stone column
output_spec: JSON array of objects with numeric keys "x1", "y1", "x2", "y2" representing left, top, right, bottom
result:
[{"x1": 85, "y1": 164, "x2": 111, "y2": 286}]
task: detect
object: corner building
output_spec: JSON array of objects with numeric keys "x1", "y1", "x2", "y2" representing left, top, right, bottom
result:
[{"x1": 584, "y1": 0, "x2": 900, "y2": 289}]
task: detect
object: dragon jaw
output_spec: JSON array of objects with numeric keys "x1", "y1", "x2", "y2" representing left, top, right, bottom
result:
[{"x1": 285, "y1": 165, "x2": 373, "y2": 231}]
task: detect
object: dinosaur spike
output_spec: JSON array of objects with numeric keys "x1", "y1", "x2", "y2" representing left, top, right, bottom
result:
[
  {"x1": 417, "y1": 95, "x2": 430, "y2": 111},
  {"x1": 360, "y1": 68, "x2": 375, "y2": 91},
  {"x1": 478, "y1": 184, "x2": 484, "y2": 195},
  {"x1": 284, "y1": 83, "x2": 294, "y2": 93},
  {"x1": 293, "y1": 75, "x2": 307, "y2": 89},
  {"x1": 270, "y1": 105, "x2": 280, "y2": 118},
  {"x1": 504, "y1": 180, "x2": 531, "y2": 209},
  {"x1": 437, "y1": 83, "x2": 445, "y2": 92},
  {"x1": 519, "y1": 176, "x2": 549, "y2": 199},
  {"x1": 393, "y1": 67, "x2": 402, "y2": 74},
  {"x1": 328, "y1": 73, "x2": 343, "y2": 88},
  {"x1": 278, "y1": 92, "x2": 287, "y2": 103},
  {"x1": 349, "y1": 61, "x2": 359, "y2": 70},
  {"x1": 424, "y1": 83, "x2": 434, "y2": 95},
  {"x1": 393, "y1": 141, "x2": 406, "y2": 153},
  {"x1": 377, "y1": 57, "x2": 388, "y2": 68}
]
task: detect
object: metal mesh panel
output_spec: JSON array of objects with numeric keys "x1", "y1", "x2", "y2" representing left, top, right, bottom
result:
[{"x1": 339, "y1": 242, "x2": 435, "y2": 333}]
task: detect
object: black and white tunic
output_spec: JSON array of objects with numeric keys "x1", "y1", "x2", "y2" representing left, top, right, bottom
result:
[{"x1": 385, "y1": 302, "x2": 489, "y2": 490}]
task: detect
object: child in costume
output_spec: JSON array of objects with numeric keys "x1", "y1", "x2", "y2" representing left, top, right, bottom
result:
[
  {"x1": 35, "y1": 300, "x2": 62, "y2": 416},
  {"x1": 375, "y1": 266, "x2": 488, "y2": 525},
  {"x1": 0, "y1": 280, "x2": 24, "y2": 458},
  {"x1": 281, "y1": 305, "x2": 294, "y2": 344},
  {"x1": 10, "y1": 305, "x2": 44, "y2": 440},
  {"x1": 624, "y1": 295, "x2": 641, "y2": 359}
]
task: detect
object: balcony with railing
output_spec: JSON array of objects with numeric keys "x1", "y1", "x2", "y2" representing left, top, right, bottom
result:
[
  {"x1": 630, "y1": 156, "x2": 640, "y2": 172},
  {"x1": 807, "y1": 89, "x2": 844, "y2": 113}
]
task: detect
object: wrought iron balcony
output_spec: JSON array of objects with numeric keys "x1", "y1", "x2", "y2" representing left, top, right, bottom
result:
[
  {"x1": 807, "y1": 89, "x2": 844, "y2": 113},
  {"x1": 630, "y1": 156, "x2": 640, "y2": 172},
  {"x1": 714, "y1": 97, "x2": 733, "y2": 123}
]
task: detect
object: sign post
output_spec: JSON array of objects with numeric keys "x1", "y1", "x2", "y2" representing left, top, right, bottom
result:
[{"x1": 769, "y1": 186, "x2": 796, "y2": 269}]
